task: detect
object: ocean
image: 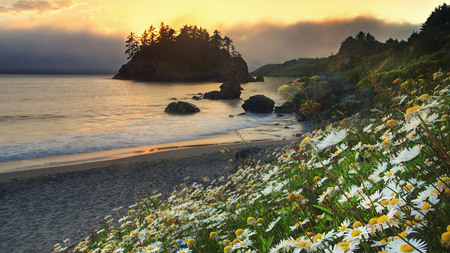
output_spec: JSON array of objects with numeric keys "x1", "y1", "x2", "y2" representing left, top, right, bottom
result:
[{"x1": 0, "y1": 75, "x2": 307, "y2": 173}]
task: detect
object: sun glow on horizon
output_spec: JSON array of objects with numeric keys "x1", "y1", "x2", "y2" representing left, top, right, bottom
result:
[{"x1": 0, "y1": 0, "x2": 443, "y2": 35}]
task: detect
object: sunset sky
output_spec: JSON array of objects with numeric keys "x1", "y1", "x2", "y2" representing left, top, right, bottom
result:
[{"x1": 0, "y1": 0, "x2": 445, "y2": 73}]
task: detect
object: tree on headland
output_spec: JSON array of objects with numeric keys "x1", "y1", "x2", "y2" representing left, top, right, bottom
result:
[
  {"x1": 125, "y1": 32, "x2": 140, "y2": 60},
  {"x1": 157, "y1": 22, "x2": 176, "y2": 43},
  {"x1": 223, "y1": 36, "x2": 233, "y2": 54},
  {"x1": 123, "y1": 23, "x2": 241, "y2": 60},
  {"x1": 210, "y1": 30, "x2": 223, "y2": 48},
  {"x1": 140, "y1": 25, "x2": 156, "y2": 46}
]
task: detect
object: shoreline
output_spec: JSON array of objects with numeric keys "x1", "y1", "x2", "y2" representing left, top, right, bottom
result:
[
  {"x1": 0, "y1": 136, "x2": 300, "y2": 183},
  {"x1": 0, "y1": 136, "x2": 299, "y2": 253},
  {"x1": 0, "y1": 116, "x2": 312, "y2": 182}
]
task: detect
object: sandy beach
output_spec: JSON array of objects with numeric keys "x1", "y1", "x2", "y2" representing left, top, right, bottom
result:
[{"x1": 0, "y1": 138, "x2": 298, "y2": 253}]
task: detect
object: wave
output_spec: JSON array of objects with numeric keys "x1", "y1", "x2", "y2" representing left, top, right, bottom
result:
[{"x1": 0, "y1": 114, "x2": 67, "y2": 122}]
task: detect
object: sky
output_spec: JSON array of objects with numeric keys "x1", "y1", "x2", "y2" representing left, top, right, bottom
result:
[{"x1": 0, "y1": 0, "x2": 445, "y2": 73}]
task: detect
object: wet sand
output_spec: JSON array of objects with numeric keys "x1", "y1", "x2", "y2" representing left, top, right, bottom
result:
[{"x1": 0, "y1": 139, "x2": 298, "y2": 253}]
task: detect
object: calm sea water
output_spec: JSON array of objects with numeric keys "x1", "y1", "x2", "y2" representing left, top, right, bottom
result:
[{"x1": 0, "y1": 75, "x2": 303, "y2": 171}]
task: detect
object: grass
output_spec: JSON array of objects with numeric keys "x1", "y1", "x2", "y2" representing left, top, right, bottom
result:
[{"x1": 56, "y1": 72, "x2": 449, "y2": 253}]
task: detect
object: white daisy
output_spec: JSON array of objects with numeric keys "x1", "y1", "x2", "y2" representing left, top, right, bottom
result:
[
  {"x1": 390, "y1": 145, "x2": 423, "y2": 164},
  {"x1": 384, "y1": 238, "x2": 427, "y2": 253},
  {"x1": 316, "y1": 129, "x2": 348, "y2": 150},
  {"x1": 266, "y1": 217, "x2": 281, "y2": 232}
]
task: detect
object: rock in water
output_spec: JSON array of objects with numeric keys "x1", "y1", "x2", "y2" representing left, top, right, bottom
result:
[
  {"x1": 164, "y1": 101, "x2": 200, "y2": 114},
  {"x1": 242, "y1": 95, "x2": 275, "y2": 113},
  {"x1": 203, "y1": 72, "x2": 243, "y2": 99},
  {"x1": 274, "y1": 101, "x2": 295, "y2": 114}
]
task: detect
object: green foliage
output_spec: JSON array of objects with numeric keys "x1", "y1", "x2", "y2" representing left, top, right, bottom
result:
[
  {"x1": 57, "y1": 72, "x2": 450, "y2": 253},
  {"x1": 251, "y1": 58, "x2": 326, "y2": 77}
]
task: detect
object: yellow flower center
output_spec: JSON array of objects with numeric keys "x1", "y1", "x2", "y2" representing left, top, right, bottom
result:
[
  {"x1": 299, "y1": 242, "x2": 306, "y2": 248},
  {"x1": 313, "y1": 234, "x2": 323, "y2": 242},
  {"x1": 419, "y1": 94, "x2": 429, "y2": 98},
  {"x1": 301, "y1": 137, "x2": 311, "y2": 144},
  {"x1": 377, "y1": 215, "x2": 389, "y2": 224},
  {"x1": 405, "y1": 185, "x2": 413, "y2": 191},
  {"x1": 422, "y1": 203, "x2": 430, "y2": 211},
  {"x1": 339, "y1": 225, "x2": 347, "y2": 232},
  {"x1": 352, "y1": 221, "x2": 363, "y2": 228},
  {"x1": 389, "y1": 198, "x2": 399, "y2": 205},
  {"x1": 438, "y1": 177, "x2": 450, "y2": 186},
  {"x1": 399, "y1": 232, "x2": 407, "y2": 238},
  {"x1": 224, "y1": 246, "x2": 232, "y2": 252},
  {"x1": 380, "y1": 200, "x2": 389, "y2": 206},
  {"x1": 247, "y1": 217, "x2": 255, "y2": 223},
  {"x1": 386, "y1": 119, "x2": 395, "y2": 126},
  {"x1": 314, "y1": 176, "x2": 321, "y2": 181},
  {"x1": 369, "y1": 218, "x2": 378, "y2": 225},
  {"x1": 386, "y1": 171, "x2": 393, "y2": 178},
  {"x1": 235, "y1": 229, "x2": 244, "y2": 236},
  {"x1": 351, "y1": 230, "x2": 362, "y2": 237},
  {"x1": 406, "y1": 105, "x2": 421, "y2": 114},
  {"x1": 400, "y1": 244, "x2": 414, "y2": 252},
  {"x1": 442, "y1": 232, "x2": 450, "y2": 242}
]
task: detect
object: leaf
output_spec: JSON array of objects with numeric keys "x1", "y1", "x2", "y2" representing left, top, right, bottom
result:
[{"x1": 313, "y1": 205, "x2": 333, "y2": 215}]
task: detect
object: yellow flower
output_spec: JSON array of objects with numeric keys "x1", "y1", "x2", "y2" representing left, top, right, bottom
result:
[
  {"x1": 442, "y1": 232, "x2": 450, "y2": 241},
  {"x1": 351, "y1": 230, "x2": 362, "y2": 237},
  {"x1": 301, "y1": 137, "x2": 311, "y2": 145},
  {"x1": 340, "y1": 118, "x2": 349, "y2": 126},
  {"x1": 209, "y1": 231, "x2": 217, "y2": 239},
  {"x1": 377, "y1": 215, "x2": 389, "y2": 224},
  {"x1": 406, "y1": 105, "x2": 421, "y2": 114},
  {"x1": 352, "y1": 221, "x2": 363, "y2": 228},
  {"x1": 224, "y1": 245, "x2": 233, "y2": 252},
  {"x1": 235, "y1": 229, "x2": 244, "y2": 236},
  {"x1": 386, "y1": 119, "x2": 395, "y2": 127},
  {"x1": 399, "y1": 244, "x2": 414, "y2": 252},
  {"x1": 247, "y1": 217, "x2": 256, "y2": 225},
  {"x1": 313, "y1": 234, "x2": 323, "y2": 243},
  {"x1": 438, "y1": 177, "x2": 450, "y2": 187},
  {"x1": 187, "y1": 238, "x2": 196, "y2": 248}
]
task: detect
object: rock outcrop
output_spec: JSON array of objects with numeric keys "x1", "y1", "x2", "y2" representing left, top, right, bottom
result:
[
  {"x1": 242, "y1": 95, "x2": 275, "y2": 113},
  {"x1": 203, "y1": 72, "x2": 243, "y2": 99},
  {"x1": 274, "y1": 101, "x2": 295, "y2": 114},
  {"x1": 113, "y1": 41, "x2": 250, "y2": 83},
  {"x1": 164, "y1": 101, "x2": 200, "y2": 114}
]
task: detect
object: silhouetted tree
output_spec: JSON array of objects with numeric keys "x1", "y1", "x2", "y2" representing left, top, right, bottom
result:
[
  {"x1": 140, "y1": 25, "x2": 156, "y2": 46},
  {"x1": 157, "y1": 22, "x2": 176, "y2": 43},
  {"x1": 421, "y1": 3, "x2": 449, "y2": 31},
  {"x1": 125, "y1": 32, "x2": 140, "y2": 59},
  {"x1": 223, "y1": 36, "x2": 233, "y2": 54},
  {"x1": 210, "y1": 30, "x2": 223, "y2": 48},
  {"x1": 355, "y1": 31, "x2": 366, "y2": 41},
  {"x1": 177, "y1": 25, "x2": 210, "y2": 41},
  {"x1": 365, "y1": 32, "x2": 375, "y2": 42}
]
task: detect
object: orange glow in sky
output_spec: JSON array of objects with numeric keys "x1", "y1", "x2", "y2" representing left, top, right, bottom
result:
[{"x1": 0, "y1": 0, "x2": 442, "y2": 35}]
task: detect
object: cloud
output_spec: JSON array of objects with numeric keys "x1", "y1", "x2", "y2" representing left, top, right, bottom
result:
[
  {"x1": 0, "y1": 0, "x2": 73, "y2": 13},
  {"x1": 0, "y1": 27, "x2": 126, "y2": 74},
  {"x1": 222, "y1": 17, "x2": 420, "y2": 70}
]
